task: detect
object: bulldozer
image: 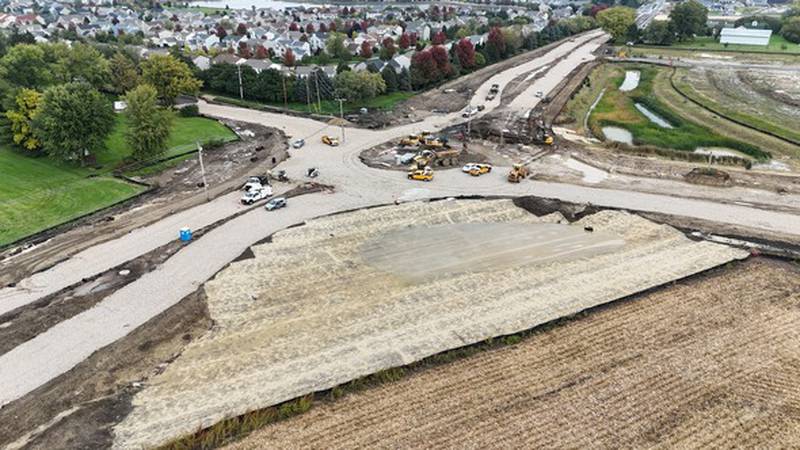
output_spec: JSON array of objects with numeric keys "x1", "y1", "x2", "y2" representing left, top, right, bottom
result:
[{"x1": 507, "y1": 163, "x2": 529, "y2": 183}]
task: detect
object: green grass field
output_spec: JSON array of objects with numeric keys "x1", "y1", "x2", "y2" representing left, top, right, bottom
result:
[
  {"x1": 650, "y1": 34, "x2": 800, "y2": 54},
  {"x1": 0, "y1": 148, "x2": 145, "y2": 246},
  {"x1": 212, "y1": 91, "x2": 415, "y2": 116},
  {"x1": 0, "y1": 114, "x2": 237, "y2": 247},
  {"x1": 101, "y1": 114, "x2": 237, "y2": 169},
  {"x1": 589, "y1": 65, "x2": 768, "y2": 160}
]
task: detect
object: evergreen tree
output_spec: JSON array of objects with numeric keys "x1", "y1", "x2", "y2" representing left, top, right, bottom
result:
[{"x1": 381, "y1": 65, "x2": 398, "y2": 92}]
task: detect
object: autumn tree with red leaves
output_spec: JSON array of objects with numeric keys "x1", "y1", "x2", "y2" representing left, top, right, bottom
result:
[{"x1": 283, "y1": 48, "x2": 295, "y2": 66}]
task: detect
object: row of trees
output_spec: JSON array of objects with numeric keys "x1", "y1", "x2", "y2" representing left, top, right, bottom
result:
[
  {"x1": 0, "y1": 41, "x2": 201, "y2": 163},
  {"x1": 410, "y1": 17, "x2": 597, "y2": 90},
  {"x1": 200, "y1": 62, "x2": 403, "y2": 106},
  {"x1": 597, "y1": 0, "x2": 708, "y2": 44}
]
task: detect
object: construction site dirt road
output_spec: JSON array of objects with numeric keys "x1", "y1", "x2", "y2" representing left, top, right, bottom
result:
[{"x1": 2, "y1": 30, "x2": 800, "y2": 436}]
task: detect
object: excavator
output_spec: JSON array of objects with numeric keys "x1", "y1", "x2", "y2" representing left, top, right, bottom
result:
[
  {"x1": 507, "y1": 163, "x2": 529, "y2": 183},
  {"x1": 529, "y1": 116, "x2": 554, "y2": 146}
]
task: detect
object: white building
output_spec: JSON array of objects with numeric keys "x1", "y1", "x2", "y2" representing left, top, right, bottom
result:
[{"x1": 719, "y1": 27, "x2": 772, "y2": 46}]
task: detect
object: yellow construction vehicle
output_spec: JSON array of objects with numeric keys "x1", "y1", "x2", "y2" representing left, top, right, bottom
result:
[
  {"x1": 507, "y1": 163, "x2": 529, "y2": 183},
  {"x1": 412, "y1": 148, "x2": 461, "y2": 170},
  {"x1": 321, "y1": 135, "x2": 339, "y2": 146},
  {"x1": 530, "y1": 116, "x2": 554, "y2": 145},
  {"x1": 407, "y1": 166, "x2": 434, "y2": 182},
  {"x1": 421, "y1": 136, "x2": 447, "y2": 149},
  {"x1": 399, "y1": 131, "x2": 431, "y2": 147}
]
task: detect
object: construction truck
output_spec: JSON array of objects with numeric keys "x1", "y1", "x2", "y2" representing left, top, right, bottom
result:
[
  {"x1": 407, "y1": 166, "x2": 434, "y2": 182},
  {"x1": 507, "y1": 163, "x2": 529, "y2": 183},
  {"x1": 412, "y1": 148, "x2": 461, "y2": 170},
  {"x1": 421, "y1": 135, "x2": 448, "y2": 149},
  {"x1": 321, "y1": 135, "x2": 340, "y2": 146}
]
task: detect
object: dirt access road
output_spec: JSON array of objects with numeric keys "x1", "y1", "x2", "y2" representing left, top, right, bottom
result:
[{"x1": 2, "y1": 31, "x2": 800, "y2": 410}]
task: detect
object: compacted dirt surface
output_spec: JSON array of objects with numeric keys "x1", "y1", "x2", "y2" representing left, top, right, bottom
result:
[
  {"x1": 112, "y1": 199, "x2": 745, "y2": 449},
  {"x1": 224, "y1": 257, "x2": 800, "y2": 450}
]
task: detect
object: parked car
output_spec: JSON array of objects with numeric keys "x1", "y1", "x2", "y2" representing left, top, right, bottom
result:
[
  {"x1": 306, "y1": 167, "x2": 319, "y2": 178},
  {"x1": 241, "y1": 186, "x2": 272, "y2": 205},
  {"x1": 535, "y1": 91, "x2": 544, "y2": 98},
  {"x1": 265, "y1": 197, "x2": 287, "y2": 211},
  {"x1": 462, "y1": 163, "x2": 492, "y2": 174},
  {"x1": 292, "y1": 139, "x2": 305, "y2": 149},
  {"x1": 462, "y1": 107, "x2": 479, "y2": 118}
]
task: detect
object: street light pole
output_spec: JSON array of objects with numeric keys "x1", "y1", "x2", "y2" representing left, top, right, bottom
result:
[
  {"x1": 336, "y1": 98, "x2": 346, "y2": 143},
  {"x1": 197, "y1": 141, "x2": 209, "y2": 202}
]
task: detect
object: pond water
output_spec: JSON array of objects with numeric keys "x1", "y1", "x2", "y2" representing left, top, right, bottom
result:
[
  {"x1": 634, "y1": 103, "x2": 673, "y2": 128},
  {"x1": 619, "y1": 71, "x2": 640, "y2": 92},
  {"x1": 602, "y1": 126, "x2": 633, "y2": 145}
]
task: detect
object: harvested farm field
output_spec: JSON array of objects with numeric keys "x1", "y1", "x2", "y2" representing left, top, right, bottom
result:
[
  {"x1": 225, "y1": 258, "x2": 800, "y2": 450},
  {"x1": 113, "y1": 199, "x2": 747, "y2": 449}
]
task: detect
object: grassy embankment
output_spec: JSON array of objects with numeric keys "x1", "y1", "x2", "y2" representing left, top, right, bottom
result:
[
  {"x1": 210, "y1": 91, "x2": 415, "y2": 116},
  {"x1": 0, "y1": 114, "x2": 236, "y2": 247},
  {"x1": 671, "y1": 69, "x2": 800, "y2": 145},
  {"x1": 658, "y1": 35, "x2": 800, "y2": 54},
  {"x1": 588, "y1": 64, "x2": 769, "y2": 160}
]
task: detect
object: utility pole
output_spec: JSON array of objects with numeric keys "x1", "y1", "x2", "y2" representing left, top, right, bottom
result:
[
  {"x1": 237, "y1": 63, "x2": 244, "y2": 100},
  {"x1": 305, "y1": 76, "x2": 312, "y2": 113},
  {"x1": 314, "y1": 71, "x2": 322, "y2": 112},
  {"x1": 336, "y1": 98, "x2": 346, "y2": 143},
  {"x1": 197, "y1": 141, "x2": 209, "y2": 202}
]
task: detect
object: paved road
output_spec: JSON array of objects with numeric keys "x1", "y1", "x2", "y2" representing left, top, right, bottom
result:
[{"x1": 2, "y1": 30, "x2": 800, "y2": 408}]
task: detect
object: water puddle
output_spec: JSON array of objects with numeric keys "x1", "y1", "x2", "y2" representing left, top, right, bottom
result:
[
  {"x1": 619, "y1": 71, "x2": 640, "y2": 91},
  {"x1": 694, "y1": 147, "x2": 750, "y2": 159},
  {"x1": 635, "y1": 103, "x2": 673, "y2": 128},
  {"x1": 602, "y1": 126, "x2": 633, "y2": 145}
]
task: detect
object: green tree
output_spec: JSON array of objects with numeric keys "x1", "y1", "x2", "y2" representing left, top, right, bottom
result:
[
  {"x1": 398, "y1": 67, "x2": 412, "y2": 91},
  {"x1": 334, "y1": 70, "x2": 386, "y2": 101},
  {"x1": 141, "y1": 54, "x2": 201, "y2": 105},
  {"x1": 124, "y1": 84, "x2": 173, "y2": 160},
  {"x1": 33, "y1": 82, "x2": 114, "y2": 164},
  {"x1": 49, "y1": 43, "x2": 111, "y2": 88},
  {"x1": 6, "y1": 88, "x2": 42, "y2": 151},
  {"x1": 110, "y1": 52, "x2": 140, "y2": 94},
  {"x1": 0, "y1": 44, "x2": 51, "y2": 88},
  {"x1": 781, "y1": 17, "x2": 800, "y2": 43},
  {"x1": 502, "y1": 28, "x2": 523, "y2": 56},
  {"x1": 381, "y1": 65, "x2": 398, "y2": 92},
  {"x1": 325, "y1": 32, "x2": 349, "y2": 59},
  {"x1": 669, "y1": 0, "x2": 708, "y2": 41},
  {"x1": 597, "y1": 7, "x2": 637, "y2": 42},
  {"x1": 642, "y1": 20, "x2": 675, "y2": 45}
]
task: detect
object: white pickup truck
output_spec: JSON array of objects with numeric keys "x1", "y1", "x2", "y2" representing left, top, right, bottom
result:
[{"x1": 241, "y1": 185, "x2": 273, "y2": 205}]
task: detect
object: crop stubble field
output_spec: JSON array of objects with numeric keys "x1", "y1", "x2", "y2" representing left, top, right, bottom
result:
[
  {"x1": 112, "y1": 200, "x2": 746, "y2": 448},
  {"x1": 226, "y1": 258, "x2": 800, "y2": 449}
]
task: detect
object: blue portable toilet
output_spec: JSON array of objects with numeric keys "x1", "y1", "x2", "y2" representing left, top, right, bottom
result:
[{"x1": 179, "y1": 227, "x2": 193, "y2": 242}]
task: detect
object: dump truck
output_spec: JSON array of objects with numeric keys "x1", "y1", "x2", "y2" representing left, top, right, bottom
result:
[
  {"x1": 412, "y1": 148, "x2": 460, "y2": 169},
  {"x1": 507, "y1": 163, "x2": 529, "y2": 183}
]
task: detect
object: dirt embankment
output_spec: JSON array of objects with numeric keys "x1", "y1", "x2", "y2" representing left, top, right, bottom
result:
[
  {"x1": 224, "y1": 257, "x2": 800, "y2": 450},
  {"x1": 0, "y1": 121, "x2": 288, "y2": 287}
]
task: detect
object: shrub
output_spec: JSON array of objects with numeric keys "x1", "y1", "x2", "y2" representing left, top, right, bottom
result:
[{"x1": 179, "y1": 104, "x2": 199, "y2": 117}]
